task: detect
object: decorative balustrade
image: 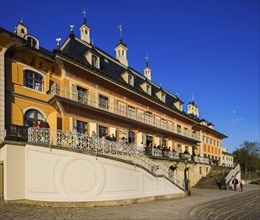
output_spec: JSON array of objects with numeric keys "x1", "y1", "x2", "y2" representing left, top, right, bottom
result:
[
  {"x1": 49, "y1": 83, "x2": 199, "y2": 141},
  {"x1": 28, "y1": 127, "x2": 185, "y2": 190},
  {"x1": 159, "y1": 163, "x2": 186, "y2": 190}
]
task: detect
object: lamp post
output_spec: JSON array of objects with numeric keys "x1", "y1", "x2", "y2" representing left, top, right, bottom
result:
[{"x1": 184, "y1": 159, "x2": 191, "y2": 196}]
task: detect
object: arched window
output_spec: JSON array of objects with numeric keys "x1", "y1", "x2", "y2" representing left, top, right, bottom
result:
[
  {"x1": 24, "y1": 109, "x2": 44, "y2": 127},
  {"x1": 24, "y1": 70, "x2": 44, "y2": 92}
]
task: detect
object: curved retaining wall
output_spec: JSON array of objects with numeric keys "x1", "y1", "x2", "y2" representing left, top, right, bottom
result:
[{"x1": 0, "y1": 143, "x2": 184, "y2": 202}]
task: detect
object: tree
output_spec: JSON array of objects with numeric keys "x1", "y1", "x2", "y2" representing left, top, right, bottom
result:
[{"x1": 233, "y1": 141, "x2": 260, "y2": 173}]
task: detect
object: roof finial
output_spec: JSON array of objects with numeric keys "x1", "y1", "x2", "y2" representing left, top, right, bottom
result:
[
  {"x1": 70, "y1": 25, "x2": 74, "y2": 34},
  {"x1": 56, "y1": 38, "x2": 61, "y2": 50},
  {"x1": 145, "y1": 54, "x2": 149, "y2": 67},
  {"x1": 92, "y1": 39, "x2": 94, "y2": 46},
  {"x1": 20, "y1": 18, "x2": 23, "y2": 24},
  {"x1": 14, "y1": 26, "x2": 17, "y2": 34},
  {"x1": 192, "y1": 94, "x2": 194, "y2": 101},
  {"x1": 82, "y1": 9, "x2": 87, "y2": 24},
  {"x1": 118, "y1": 24, "x2": 123, "y2": 41}
]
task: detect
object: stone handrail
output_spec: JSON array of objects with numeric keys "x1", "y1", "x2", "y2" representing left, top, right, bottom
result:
[
  {"x1": 49, "y1": 83, "x2": 199, "y2": 141},
  {"x1": 225, "y1": 164, "x2": 241, "y2": 184},
  {"x1": 28, "y1": 127, "x2": 186, "y2": 190}
]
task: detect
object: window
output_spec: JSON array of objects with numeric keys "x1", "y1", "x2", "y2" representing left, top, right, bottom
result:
[
  {"x1": 162, "y1": 139, "x2": 166, "y2": 146},
  {"x1": 161, "y1": 119, "x2": 166, "y2": 129},
  {"x1": 92, "y1": 55, "x2": 98, "y2": 68},
  {"x1": 168, "y1": 121, "x2": 173, "y2": 131},
  {"x1": 27, "y1": 36, "x2": 37, "y2": 48},
  {"x1": 199, "y1": 167, "x2": 202, "y2": 175},
  {"x1": 77, "y1": 86, "x2": 87, "y2": 104},
  {"x1": 99, "y1": 125, "x2": 108, "y2": 138},
  {"x1": 99, "y1": 95, "x2": 108, "y2": 110},
  {"x1": 24, "y1": 109, "x2": 44, "y2": 127},
  {"x1": 118, "y1": 102, "x2": 126, "y2": 115},
  {"x1": 24, "y1": 70, "x2": 44, "y2": 92},
  {"x1": 161, "y1": 93, "x2": 166, "y2": 102},
  {"x1": 76, "y1": 120, "x2": 87, "y2": 134},
  {"x1": 184, "y1": 127, "x2": 188, "y2": 135},
  {"x1": 146, "y1": 111, "x2": 153, "y2": 124},
  {"x1": 155, "y1": 116, "x2": 160, "y2": 127},
  {"x1": 177, "y1": 125, "x2": 181, "y2": 133},
  {"x1": 128, "y1": 106, "x2": 135, "y2": 118},
  {"x1": 137, "y1": 109, "x2": 144, "y2": 121},
  {"x1": 146, "y1": 84, "x2": 151, "y2": 95},
  {"x1": 128, "y1": 74, "x2": 134, "y2": 86}
]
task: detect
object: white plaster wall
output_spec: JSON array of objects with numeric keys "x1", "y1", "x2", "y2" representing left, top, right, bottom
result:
[
  {"x1": 0, "y1": 144, "x2": 25, "y2": 200},
  {"x1": 23, "y1": 145, "x2": 183, "y2": 202}
]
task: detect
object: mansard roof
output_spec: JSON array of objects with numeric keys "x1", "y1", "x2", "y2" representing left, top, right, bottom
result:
[{"x1": 61, "y1": 35, "x2": 186, "y2": 113}]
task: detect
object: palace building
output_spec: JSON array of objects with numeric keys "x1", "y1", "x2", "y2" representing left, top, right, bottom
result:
[
  {"x1": 0, "y1": 15, "x2": 227, "y2": 163},
  {"x1": 0, "y1": 13, "x2": 233, "y2": 202}
]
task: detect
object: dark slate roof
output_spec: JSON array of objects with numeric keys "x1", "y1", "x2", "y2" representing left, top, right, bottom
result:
[
  {"x1": 61, "y1": 35, "x2": 191, "y2": 114},
  {"x1": 116, "y1": 39, "x2": 127, "y2": 47}
]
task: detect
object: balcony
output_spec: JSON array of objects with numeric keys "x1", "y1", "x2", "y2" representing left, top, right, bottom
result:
[{"x1": 49, "y1": 83, "x2": 200, "y2": 141}]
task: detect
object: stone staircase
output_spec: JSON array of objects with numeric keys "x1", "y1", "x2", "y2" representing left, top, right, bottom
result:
[{"x1": 194, "y1": 166, "x2": 232, "y2": 189}]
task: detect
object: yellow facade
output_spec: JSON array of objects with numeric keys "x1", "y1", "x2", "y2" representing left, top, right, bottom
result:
[{"x1": 0, "y1": 20, "x2": 227, "y2": 164}]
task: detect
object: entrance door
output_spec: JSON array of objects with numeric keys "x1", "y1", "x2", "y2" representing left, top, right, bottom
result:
[
  {"x1": 146, "y1": 135, "x2": 153, "y2": 147},
  {"x1": 99, "y1": 126, "x2": 108, "y2": 138},
  {"x1": 128, "y1": 131, "x2": 135, "y2": 144}
]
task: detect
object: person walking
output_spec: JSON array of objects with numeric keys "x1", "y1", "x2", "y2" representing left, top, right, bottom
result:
[
  {"x1": 240, "y1": 178, "x2": 245, "y2": 192},
  {"x1": 232, "y1": 176, "x2": 239, "y2": 191}
]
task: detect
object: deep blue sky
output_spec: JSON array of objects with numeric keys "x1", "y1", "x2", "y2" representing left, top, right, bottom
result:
[{"x1": 0, "y1": 0, "x2": 259, "y2": 153}]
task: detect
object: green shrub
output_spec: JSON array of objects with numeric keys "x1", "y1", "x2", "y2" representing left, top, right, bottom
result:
[{"x1": 249, "y1": 179, "x2": 260, "y2": 185}]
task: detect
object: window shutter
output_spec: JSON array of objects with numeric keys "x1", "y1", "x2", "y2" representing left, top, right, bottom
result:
[
  {"x1": 73, "y1": 118, "x2": 77, "y2": 130},
  {"x1": 12, "y1": 63, "x2": 18, "y2": 84},
  {"x1": 12, "y1": 63, "x2": 23, "y2": 85},
  {"x1": 45, "y1": 72, "x2": 50, "y2": 92}
]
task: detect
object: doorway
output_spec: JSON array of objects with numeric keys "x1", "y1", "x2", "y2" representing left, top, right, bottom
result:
[
  {"x1": 128, "y1": 131, "x2": 135, "y2": 144},
  {"x1": 146, "y1": 135, "x2": 153, "y2": 147}
]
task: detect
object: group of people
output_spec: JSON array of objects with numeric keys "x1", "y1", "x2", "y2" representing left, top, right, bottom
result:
[
  {"x1": 228, "y1": 177, "x2": 245, "y2": 191},
  {"x1": 32, "y1": 120, "x2": 50, "y2": 128},
  {"x1": 101, "y1": 133, "x2": 117, "y2": 142}
]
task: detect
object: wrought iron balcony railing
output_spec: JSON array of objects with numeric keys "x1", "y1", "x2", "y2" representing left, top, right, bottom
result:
[
  {"x1": 49, "y1": 83, "x2": 200, "y2": 141},
  {"x1": 28, "y1": 127, "x2": 186, "y2": 191}
]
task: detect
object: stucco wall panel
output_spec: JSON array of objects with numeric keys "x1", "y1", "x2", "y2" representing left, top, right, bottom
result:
[{"x1": 2, "y1": 144, "x2": 184, "y2": 201}]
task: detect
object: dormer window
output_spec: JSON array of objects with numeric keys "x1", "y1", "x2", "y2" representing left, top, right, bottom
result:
[
  {"x1": 28, "y1": 37, "x2": 37, "y2": 48},
  {"x1": 25, "y1": 35, "x2": 39, "y2": 49},
  {"x1": 146, "y1": 84, "x2": 151, "y2": 95},
  {"x1": 92, "y1": 55, "x2": 98, "y2": 67},
  {"x1": 161, "y1": 93, "x2": 166, "y2": 102},
  {"x1": 85, "y1": 51, "x2": 100, "y2": 69},
  {"x1": 128, "y1": 74, "x2": 134, "y2": 86},
  {"x1": 121, "y1": 70, "x2": 134, "y2": 86}
]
